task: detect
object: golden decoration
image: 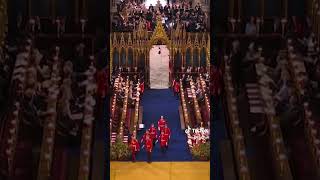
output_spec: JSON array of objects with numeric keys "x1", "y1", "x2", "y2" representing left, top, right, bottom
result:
[
  {"x1": 109, "y1": 17, "x2": 210, "y2": 70},
  {"x1": 148, "y1": 15, "x2": 171, "y2": 47}
]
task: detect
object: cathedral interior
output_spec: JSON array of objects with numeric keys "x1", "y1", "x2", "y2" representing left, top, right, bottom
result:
[{"x1": 0, "y1": 0, "x2": 320, "y2": 180}]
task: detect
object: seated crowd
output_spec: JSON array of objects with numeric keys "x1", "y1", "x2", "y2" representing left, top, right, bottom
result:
[
  {"x1": 220, "y1": 16, "x2": 311, "y2": 36},
  {"x1": 110, "y1": 69, "x2": 145, "y2": 143},
  {"x1": 173, "y1": 68, "x2": 210, "y2": 128},
  {"x1": 112, "y1": 0, "x2": 207, "y2": 32},
  {"x1": 223, "y1": 28, "x2": 320, "y2": 178},
  {"x1": 0, "y1": 33, "x2": 103, "y2": 178}
]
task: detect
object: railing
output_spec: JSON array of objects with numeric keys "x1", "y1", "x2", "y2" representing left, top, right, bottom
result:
[
  {"x1": 180, "y1": 79, "x2": 191, "y2": 127},
  {"x1": 303, "y1": 103, "x2": 320, "y2": 175},
  {"x1": 224, "y1": 59, "x2": 251, "y2": 180},
  {"x1": 131, "y1": 81, "x2": 141, "y2": 138},
  {"x1": 5, "y1": 102, "x2": 20, "y2": 176},
  {"x1": 2, "y1": 51, "x2": 29, "y2": 176},
  {"x1": 37, "y1": 60, "x2": 61, "y2": 180},
  {"x1": 199, "y1": 74, "x2": 211, "y2": 119},
  {"x1": 78, "y1": 65, "x2": 97, "y2": 180},
  {"x1": 119, "y1": 78, "x2": 129, "y2": 139},
  {"x1": 111, "y1": 74, "x2": 121, "y2": 119},
  {"x1": 189, "y1": 79, "x2": 202, "y2": 125}
]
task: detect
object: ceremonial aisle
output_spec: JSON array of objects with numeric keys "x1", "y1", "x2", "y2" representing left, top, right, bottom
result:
[
  {"x1": 136, "y1": 89, "x2": 192, "y2": 161},
  {"x1": 110, "y1": 162, "x2": 210, "y2": 180}
]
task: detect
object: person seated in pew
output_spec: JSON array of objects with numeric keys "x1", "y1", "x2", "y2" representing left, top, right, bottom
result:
[
  {"x1": 245, "y1": 17, "x2": 257, "y2": 35},
  {"x1": 274, "y1": 81, "x2": 293, "y2": 114},
  {"x1": 243, "y1": 42, "x2": 259, "y2": 67},
  {"x1": 196, "y1": 90, "x2": 204, "y2": 102},
  {"x1": 279, "y1": 94, "x2": 303, "y2": 127},
  {"x1": 187, "y1": 66, "x2": 192, "y2": 73}
]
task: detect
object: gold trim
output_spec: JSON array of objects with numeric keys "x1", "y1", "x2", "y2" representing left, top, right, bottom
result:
[{"x1": 148, "y1": 16, "x2": 171, "y2": 47}]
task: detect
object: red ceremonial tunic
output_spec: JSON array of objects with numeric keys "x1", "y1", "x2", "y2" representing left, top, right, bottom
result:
[
  {"x1": 163, "y1": 127, "x2": 171, "y2": 139},
  {"x1": 149, "y1": 127, "x2": 157, "y2": 140},
  {"x1": 158, "y1": 119, "x2": 167, "y2": 131},
  {"x1": 145, "y1": 138, "x2": 153, "y2": 152},
  {"x1": 174, "y1": 82, "x2": 180, "y2": 93},
  {"x1": 159, "y1": 133, "x2": 168, "y2": 147},
  {"x1": 139, "y1": 82, "x2": 144, "y2": 93},
  {"x1": 130, "y1": 139, "x2": 140, "y2": 152},
  {"x1": 141, "y1": 132, "x2": 150, "y2": 143}
]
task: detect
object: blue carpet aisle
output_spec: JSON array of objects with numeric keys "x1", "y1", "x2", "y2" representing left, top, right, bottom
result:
[{"x1": 136, "y1": 89, "x2": 193, "y2": 161}]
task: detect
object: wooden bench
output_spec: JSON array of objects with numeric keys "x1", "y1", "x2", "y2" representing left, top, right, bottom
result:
[{"x1": 138, "y1": 106, "x2": 143, "y2": 129}]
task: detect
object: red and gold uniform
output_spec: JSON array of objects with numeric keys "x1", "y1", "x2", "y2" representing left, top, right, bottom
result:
[
  {"x1": 149, "y1": 125, "x2": 158, "y2": 145},
  {"x1": 145, "y1": 137, "x2": 153, "y2": 163},
  {"x1": 159, "y1": 132, "x2": 169, "y2": 153},
  {"x1": 174, "y1": 81, "x2": 180, "y2": 94},
  {"x1": 130, "y1": 138, "x2": 140, "y2": 161},
  {"x1": 158, "y1": 117, "x2": 167, "y2": 132},
  {"x1": 163, "y1": 126, "x2": 171, "y2": 141},
  {"x1": 141, "y1": 131, "x2": 150, "y2": 143},
  {"x1": 139, "y1": 82, "x2": 144, "y2": 94}
]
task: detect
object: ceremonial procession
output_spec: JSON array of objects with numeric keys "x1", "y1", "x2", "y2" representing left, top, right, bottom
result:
[
  {"x1": 109, "y1": 0, "x2": 211, "y2": 179},
  {"x1": 1, "y1": 0, "x2": 319, "y2": 180}
]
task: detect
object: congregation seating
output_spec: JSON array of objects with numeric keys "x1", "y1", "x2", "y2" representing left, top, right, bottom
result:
[
  {"x1": 221, "y1": 28, "x2": 320, "y2": 179},
  {"x1": 24, "y1": 16, "x2": 95, "y2": 35},
  {"x1": 216, "y1": 16, "x2": 310, "y2": 38},
  {"x1": 284, "y1": 32, "x2": 320, "y2": 175},
  {"x1": 223, "y1": 56, "x2": 251, "y2": 180},
  {"x1": 178, "y1": 72, "x2": 210, "y2": 128},
  {"x1": 112, "y1": 0, "x2": 208, "y2": 32},
  {"x1": 0, "y1": 25, "x2": 102, "y2": 179},
  {"x1": 110, "y1": 71, "x2": 144, "y2": 144}
]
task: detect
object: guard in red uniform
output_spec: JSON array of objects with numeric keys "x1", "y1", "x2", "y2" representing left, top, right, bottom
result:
[
  {"x1": 163, "y1": 124, "x2": 171, "y2": 150},
  {"x1": 159, "y1": 131, "x2": 169, "y2": 153},
  {"x1": 139, "y1": 81, "x2": 144, "y2": 94},
  {"x1": 141, "y1": 130, "x2": 150, "y2": 144},
  {"x1": 173, "y1": 79, "x2": 180, "y2": 97},
  {"x1": 129, "y1": 136, "x2": 140, "y2": 162},
  {"x1": 145, "y1": 136, "x2": 153, "y2": 163},
  {"x1": 148, "y1": 124, "x2": 158, "y2": 145},
  {"x1": 157, "y1": 116, "x2": 167, "y2": 132}
]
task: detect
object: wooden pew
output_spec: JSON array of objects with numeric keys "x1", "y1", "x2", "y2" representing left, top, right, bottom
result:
[
  {"x1": 189, "y1": 79, "x2": 203, "y2": 125},
  {"x1": 179, "y1": 79, "x2": 191, "y2": 127},
  {"x1": 131, "y1": 82, "x2": 141, "y2": 137},
  {"x1": 287, "y1": 49, "x2": 320, "y2": 176},
  {"x1": 77, "y1": 69, "x2": 96, "y2": 180},
  {"x1": 119, "y1": 78, "x2": 129, "y2": 141},
  {"x1": 223, "y1": 60, "x2": 251, "y2": 180},
  {"x1": 37, "y1": 61, "x2": 61, "y2": 180}
]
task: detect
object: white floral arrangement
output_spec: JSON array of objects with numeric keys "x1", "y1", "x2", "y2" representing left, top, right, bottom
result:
[{"x1": 185, "y1": 126, "x2": 210, "y2": 148}]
